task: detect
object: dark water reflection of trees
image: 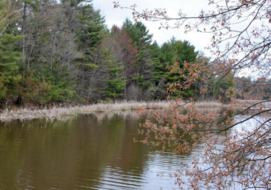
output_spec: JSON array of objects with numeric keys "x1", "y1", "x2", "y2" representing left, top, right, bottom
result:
[
  {"x1": 0, "y1": 109, "x2": 246, "y2": 190},
  {"x1": 0, "y1": 113, "x2": 170, "y2": 190}
]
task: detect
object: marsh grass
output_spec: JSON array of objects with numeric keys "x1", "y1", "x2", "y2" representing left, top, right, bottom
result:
[
  {"x1": 232, "y1": 99, "x2": 271, "y2": 109},
  {"x1": 0, "y1": 100, "x2": 228, "y2": 122},
  {"x1": 0, "y1": 101, "x2": 171, "y2": 122},
  {"x1": 191, "y1": 101, "x2": 223, "y2": 108}
]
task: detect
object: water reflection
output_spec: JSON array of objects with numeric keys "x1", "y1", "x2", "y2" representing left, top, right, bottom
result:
[
  {"x1": 0, "y1": 113, "x2": 181, "y2": 190},
  {"x1": 0, "y1": 109, "x2": 255, "y2": 190}
]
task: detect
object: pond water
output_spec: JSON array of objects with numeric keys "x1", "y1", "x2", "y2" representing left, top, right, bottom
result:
[
  {"x1": 0, "y1": 111, "x2": 258, "y2": 190},
  {"x1": 0, "y1": 113, "x2": 187, "y2": 190}
]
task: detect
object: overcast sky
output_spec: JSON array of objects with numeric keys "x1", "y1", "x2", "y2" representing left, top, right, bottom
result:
[{"x1": 93, "y1": 0, "x2": 215, "y2": 57}]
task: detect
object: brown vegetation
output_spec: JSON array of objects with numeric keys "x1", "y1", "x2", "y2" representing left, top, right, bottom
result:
[
  {"x1": 0, "y1": 101, "x2": 171, "y2": 122},
  {"x1": 115, "y1": 0, "x2": 271, "y2": 189}
]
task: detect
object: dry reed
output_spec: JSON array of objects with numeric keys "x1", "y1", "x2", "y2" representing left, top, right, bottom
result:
[
  {"x1": 0, "y1": 101, "x2": 171, "y2": 122},
  {"x1": 0, "y1": 100, "x2": 227, "y2": 122},
  {"x1": 191, "y1": 101, "x2": 223, "y2": 108}
]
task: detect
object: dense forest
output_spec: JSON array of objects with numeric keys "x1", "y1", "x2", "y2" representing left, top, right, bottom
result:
[{"x1": 0, "y1": 0, "x2": 263, "y2": 107}]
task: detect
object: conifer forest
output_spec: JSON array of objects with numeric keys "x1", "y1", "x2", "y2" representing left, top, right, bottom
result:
[{"x1": 0, "y1": 0, "x2": 266, "y2": 107}]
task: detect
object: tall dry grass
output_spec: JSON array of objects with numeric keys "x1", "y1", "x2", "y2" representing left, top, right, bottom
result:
[
  {"x1": 0, "y1": 101, "x2": 171, "y2": 122},
  {"x1": 231, "y1": 99, "x2": 271, "y2": 109},
  {"x1": 190, "y1": 101, "x2": 223, "y2": 108},
  {"x1": 0, "y1": 100, "x2": 227, "y2": 122}
]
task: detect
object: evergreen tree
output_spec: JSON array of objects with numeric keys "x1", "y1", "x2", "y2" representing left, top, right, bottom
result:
[
  {"x1": 150, "y1": 41, "x2": 168, "y2": 99},
  {"x1": 122, "y1": 19, "x2": 153, "y2": 86},
  {"x1": 76, "y1": 3, "x2": 105, "y2": 63},
  {"x1": 75, "y1": 3, "x2": 106, "y2": 101},
  {"x1": 122, "y1": 19, "x2": 154, "y2": 100},
  {"x1": 107, "y1": 25, "x2": 138, "y2": 99},
  {"x1": 159, "y1": 38, "x2": 199, "y2": 98},
  {"x1": 0, "y1": 0, "x2": 219, "y2": 104},
  {"x1": 0, "y1": 32, "x2": 22, "y2": 99},
  {"x1": 106, "y1": 62, "x2": 125, "y2": 101},
  {"x1": 213, "y1": 72, "x2": 235, "y2": 102},
  {"x1": 21, "y1": 0, "x2": 79, "y2": 104},
  {"x1": 0, "y1": 0, "x2": 22, "y2": 99}
]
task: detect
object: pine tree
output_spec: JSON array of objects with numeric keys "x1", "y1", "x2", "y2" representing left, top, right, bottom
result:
[
  {"x1": 107, "y1": 25, "x2": 138, "y2": 99},
  {"x1": 0, "y1": 0, "x2": 22, "y2": 99},
  {"x1": 159, "y1": 38, "x2": 199, "y2": 98},
  {"x1": 75, "y1": 3, "x2": 106, "y2": 101},
  {"x1": 150, "y1": 41, "x2": 167, "y2": 99},
  {"x1": 106, "y1": 62, "x2": 125, "y2": 101},
  {"x1": 122, "y1": 19, "x2": 154, "y2": 100}
]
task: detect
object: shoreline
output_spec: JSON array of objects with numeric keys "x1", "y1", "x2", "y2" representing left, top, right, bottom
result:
[
  {"x1": 0, "y1": 100, "x2": 224, "y2": 122},
  {"x1": 0, "y1": 101, "x2": 170, "y2": 122}
]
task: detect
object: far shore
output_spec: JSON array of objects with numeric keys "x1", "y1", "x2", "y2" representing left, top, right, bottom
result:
[
  {"x1": 1, "y1": 99, "x2": 269, "y2": 122},
  {"x1": 0, "y1": 101, "x2": 170, "y2": 122},
  {"x1": 0, "y1": 100, "x2": 226, "y2": 122}
]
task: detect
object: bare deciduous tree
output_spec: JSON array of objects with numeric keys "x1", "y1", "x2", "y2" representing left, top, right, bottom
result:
[{"x1": 115, "y1": 0, "x2": 271, "y2": 189}]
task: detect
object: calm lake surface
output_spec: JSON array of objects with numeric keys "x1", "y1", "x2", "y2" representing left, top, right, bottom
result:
[
  {"x1": 0, "y1": 111, "x2": 253, "y2": 190},
  {"x1": 0, "y1": 113, "x2": 186, "y2": 190}
]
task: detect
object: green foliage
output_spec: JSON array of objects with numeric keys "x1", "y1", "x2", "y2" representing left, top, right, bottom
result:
[
  {"x1": 75, "y1": 3, "x2": 107, "y2": 100},
  {"x1": 76, "y1": 4, "x2": 105, "y2": 62},
  {"x1": 0, "y1": 74, "x2": 6, "y2": 99},
  {"x1": 20, "y1": 75, "x2": 77, "y2": 105},
  {"x1": 151, "y1": 38, "x2": 199, "y2": 99},
  {"x1": 213, "y1": 72, "x2": 235, "y2": 102},
  {"x1": 122, "y1": 19, "x2": 152, "y2": 49},
  {"x1": 122, "y1": 19, "x2": 154, "y2": 96},
  {"x1": 22, "y1": 0, "x2": 32, "y2": 4},
  {"x1": 149, "y1": 41, "x2": 168, "y2": 99},
  {"x1": 47, "y1": 85, "x2": 76, "y2": 103},
  {"x1": 106, "y1": 62, "x2": 125, "y2": 99},
  {"x1": 101, "y1": 98, "x2": 114, "y2": 104},
  {"x1": 0, "y1": 1, "x2": 22, "y2": 99},
  {"x1": 19, "y1": 76, "x2": 51, "y2": 104},
  {"x1": 0, "y1": 0, "x2": 237, "y2": 105},
  {"x1": 179, "y1": 89, "x2": 197, "y2": 98},
  {"x1": 85, "y1": 63, "x2": 99, "y2": 69},
  {"x1": 174, "y1": 40, "x2": 198, "y2": 65}
]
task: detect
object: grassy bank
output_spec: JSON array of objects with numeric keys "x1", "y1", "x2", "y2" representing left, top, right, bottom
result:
[
  {"x1": 0, "y1": 100, "x2": 227, "y2": 122},
  {"x1": 0, "y1": 101, "x2": 170, "y2": 122}
]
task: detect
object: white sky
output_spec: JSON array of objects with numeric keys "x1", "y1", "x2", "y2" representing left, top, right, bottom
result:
[{"x1": 93, "y1": 0, "x2": 215, "y2": 57}]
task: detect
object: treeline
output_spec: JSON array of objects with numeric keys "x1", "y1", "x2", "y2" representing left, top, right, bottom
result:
[
  {"x1": 0, "y1": 0, "x2": 235, "y2": 106},
  {"x1": 235, "y1": 77, "x2": 271, "y2": 100}
]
